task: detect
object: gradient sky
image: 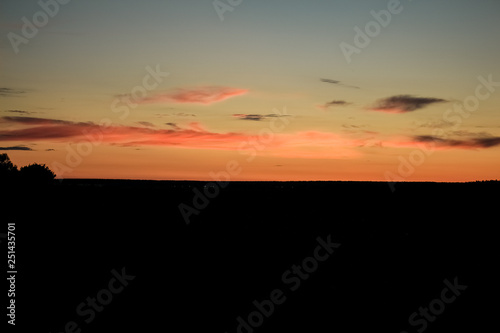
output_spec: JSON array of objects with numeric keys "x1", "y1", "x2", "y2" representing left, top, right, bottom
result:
[{"x1": 1, "y1": 0, "x2": 500, "y2": 181}]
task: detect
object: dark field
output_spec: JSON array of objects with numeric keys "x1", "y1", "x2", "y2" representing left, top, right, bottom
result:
[{"x1": 3, "y1": 180, "x2": 498, "y2": 332}]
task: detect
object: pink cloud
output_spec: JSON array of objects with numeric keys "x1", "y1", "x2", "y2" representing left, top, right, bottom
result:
[
  {"x1": 138, "y1": 86, "x2": 248, "y2": 105},
  {"x1": 0, "y1": 116, "x2": 250, "y2": 150},
  {"x1": 187, "y1": 122, "x2": 208, "y2": 132},
  {"x1": 0, "y1": 116, "x2": 368, "y2": 159},
  {"x1": 10, "y1": 117, "x2": 495, "y2": 161},
  {"x1": 368, "y1": 108, "x2": 408, "y2": 114}
]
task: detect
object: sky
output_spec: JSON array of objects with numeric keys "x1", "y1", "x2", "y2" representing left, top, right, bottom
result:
[{"x1": 1, "y1": 0, "x2": 500, "y2": 181}]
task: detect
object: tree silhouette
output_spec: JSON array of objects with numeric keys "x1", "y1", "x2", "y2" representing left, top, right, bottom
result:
[
  {"x1": 19, "y1": 163, "x2": 56, "y2": 184},
  {"x1": 0, "y1": 154, "x2": 56, "y2": 185},
  {"x1": 0, "y1": 154, "x2": 18, "y2": 180}
]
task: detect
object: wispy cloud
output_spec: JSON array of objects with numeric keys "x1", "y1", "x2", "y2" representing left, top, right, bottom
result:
[
  {"x1": 136, "y1": 86, "x2": 248, "y2": 105},
  {"x1": 136, "y1": 121, "x2": 155, "y2": 127},
  {"x1": 342, "y1": 124, "x2": 363, "y2": 129},
  {"x1": 4, "y1": 116, "x2": 497, "y2": 156},
  {"x1": 155, "y1": 112, "x2": 197, "y2": 118},
  {"x1": 0, "y1": 116, "x2": 250, "y2": 149},
  {"x1": 3, "y1": 110, "x2": 34, "y2": 114},
  {"x1": 475, "y1": 125, "x2": 500, "y2": 129},
  {"x1": 0, "y1": 88, "x2": 26, "y2": 97},
  {"x1": 0, "y1": 116, "x2": 369, "y2": 159},
  {"x1": 233, "y1": 113, "x2": 291, "y2": 121},
  {"x1": 320, "y1": 78, "x2": 359, "y2": 89},
  {"x1": 413, "y1": 120, "x2": 456, "y2": 129},
  {"x1": 271, "y1": 131, "x2": 365, "y2": 159},
  {"x1": 370, "y1": 95, "x2": 447, "y2": 113},
  {"x1": 317, "y1": 100, "x2": 352, "y2": 110}
]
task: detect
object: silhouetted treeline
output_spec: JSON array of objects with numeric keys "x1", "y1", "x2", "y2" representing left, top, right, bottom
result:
[{"x1": 0, "y1": 153, "x2": 56, "y2": 185}]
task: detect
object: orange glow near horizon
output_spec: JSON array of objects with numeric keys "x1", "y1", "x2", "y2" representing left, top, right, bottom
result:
[{"x1": 1, "y1": 1, "x2": 500, "y2": 182}]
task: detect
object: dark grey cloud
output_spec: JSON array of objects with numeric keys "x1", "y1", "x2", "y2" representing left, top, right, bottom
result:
[
  {"x1": 320, "y1": 78, "x2": 359, "y2": 89},
  {"x1": 327, "y1": 100, "x2": 350, "y2": 106},
  {"x1": 0, "y1": 146, "x2": 33, "y2": 151},
  {"x1": 0, "y1": 88, "x2": 26, "y2": 97},
  {"x1": 165, "y1": 122, "x2": 180, "y2": 130},
  {"x1": 233, "y1": 114, "x2": 265, "y2": 121},
  {"x1": 414, "y1": 134, "x2": 500, "y2": 148},
  {"x1": 0, "y1": 116, "x2": 77, "y2": 125},
  {"x1": 372, "y1": 95, "x2": 447, "y2": 113}
]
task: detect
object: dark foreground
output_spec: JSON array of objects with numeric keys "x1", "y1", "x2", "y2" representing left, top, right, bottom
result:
[{"x1": 3, "y1": 180, "x2": 498, "y2": 332}]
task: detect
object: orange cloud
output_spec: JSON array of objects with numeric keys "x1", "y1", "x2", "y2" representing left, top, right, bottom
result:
[
  {"x1": 137, "y1": 86, "x2": 248, "y2": 105},
  {"x1": 266, "y1": 131, "x2": 365, "y2": 159}
]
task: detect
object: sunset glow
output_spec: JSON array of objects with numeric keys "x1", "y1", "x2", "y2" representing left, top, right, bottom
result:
[{"x1": 2, "y1": 0, "x2": 499, "y2": 181}]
